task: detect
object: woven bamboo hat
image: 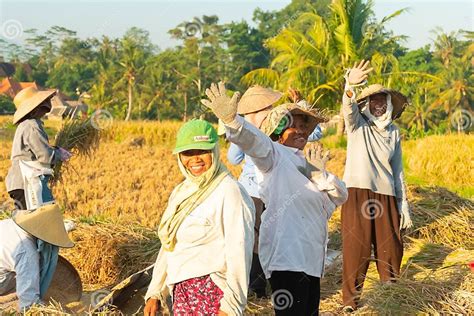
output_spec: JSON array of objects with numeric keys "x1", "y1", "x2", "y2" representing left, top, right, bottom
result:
[
  {"x1": 237, "y1": 86, "x2": 282, "y2": 115},
  {"x1": 356, "y1": 84, "x2": 409, "y2": 120},
  {"x1": 13, "y1": 86, "x2": 55, "y2": 124},
  {"x1": 261, "y1": 103, "x2": 329, "y2": 136},
  {"x1": 13, "y1": 204, "x2": 74, "y2": 248}
]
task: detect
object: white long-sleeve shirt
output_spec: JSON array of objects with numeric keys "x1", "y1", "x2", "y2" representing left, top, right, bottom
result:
[
  {"x1": 225, "y1": 116, "x2": 348, "y2": 279},
  {"x1": 145, "y1": 175, "x2": 255, "y2": 316},
  {"x1": 227, "y1": 143, "x2": 260, "y2": 198},
  {"x1": 0, "y1": 219, "x2": 40, "y2": 310}
]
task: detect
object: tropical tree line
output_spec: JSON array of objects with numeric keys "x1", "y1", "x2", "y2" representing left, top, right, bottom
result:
[{"x1": 0, "y1": 0, "x2": 472, "y2": 137}]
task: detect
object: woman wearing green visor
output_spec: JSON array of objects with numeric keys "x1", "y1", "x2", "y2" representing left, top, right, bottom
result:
[{"x1": 144, "y1": 119, "x2": 255, "y2": 316}]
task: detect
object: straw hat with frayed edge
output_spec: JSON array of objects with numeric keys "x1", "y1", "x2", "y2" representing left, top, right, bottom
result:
[
  {"x1": 173, "y1": 119, "x2": 218, "y2": 154},
  {"x1": 261, "y1": 103, "x2": 329, "y2": 136},
  {"x1": 237, "y1": 85, "x2": 283, "y2": 115},
  {"x1": 13, "y1": 204, "x2": 74, "y2": 248},
  {"x1": 357, "y1": 84, "x2": 409, "y2": 120},
  {"x1": 13, "y1": 86, "x2": 56, "y2": 124}
]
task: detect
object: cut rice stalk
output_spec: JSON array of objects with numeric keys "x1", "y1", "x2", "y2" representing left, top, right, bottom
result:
[{"x1": 52, "y1": 118, "x2": 101, "y2": 184}]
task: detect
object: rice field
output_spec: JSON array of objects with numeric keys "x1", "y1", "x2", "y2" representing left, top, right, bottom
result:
[{"x1": 0, "y1": 117, "x2": 472, "y2": 315}]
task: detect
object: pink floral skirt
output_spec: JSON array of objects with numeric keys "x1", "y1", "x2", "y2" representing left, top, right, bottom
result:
[{"x1": 172, "y1": 275, "x2": 224, "y2": 315}]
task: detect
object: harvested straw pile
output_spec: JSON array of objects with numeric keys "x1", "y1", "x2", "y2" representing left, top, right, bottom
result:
[
  {"x1": 363, "y1": 246, "x2": 474, "y2": 314},
  {"x1": 53, "y1": 118, "x2": 101, "y2": 183},
  {"x1": 407, "y1": 185, "x2": 474, "y2": 248},
  {"x1": 25, "y1": 301, "x2": 69, "y2": 315},
  {"x1": 364, "y1": 269, "x2": 473, "y2": 314},
  {"x1": 61, "y1": 223, "x2": 160, "y2": 289}
]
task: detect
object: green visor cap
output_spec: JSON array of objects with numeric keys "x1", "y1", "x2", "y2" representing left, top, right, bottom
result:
[{"x1": 173, "y1": 119, "x2": 218, "y2": 154}]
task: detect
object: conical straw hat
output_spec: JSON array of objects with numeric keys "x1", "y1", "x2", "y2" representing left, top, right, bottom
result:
[
  {"x1": 13, "y1": 204, "x2": 74, "y2": 248},
  {"x1": 237, "y1": 85, "x2": 282, "y2": 115},
  {"x1": 356, "y1": 84, "x2": 409, "y2": 120},
  {"x1": 13, "y1": 86, "x2": 56, "y2": 124}
]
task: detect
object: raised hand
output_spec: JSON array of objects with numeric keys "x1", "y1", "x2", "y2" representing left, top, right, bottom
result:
[
  {"x1": 305, "y1": 142, "x2": 330, "y2": 174},
  {"x1": 201, "y1": 81, "x2": 241, "y2": 124},
  {"x1": 346, "y1": 60, "x2": 373, "y2": 85}
]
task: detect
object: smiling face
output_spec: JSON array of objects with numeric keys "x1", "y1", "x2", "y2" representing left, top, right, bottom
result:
[
  {"x1": 278, "y1": 114, "x2": 311, "y2": 150},
  {"x1": 369, "y1": 93, "x2": 388, "y2": 117},
  {"x1": 179, "y1": 149, "x2": 213, "y2": 176}
]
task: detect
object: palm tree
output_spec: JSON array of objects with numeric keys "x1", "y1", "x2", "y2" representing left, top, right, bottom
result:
[
  {"x1": 241, "y1": 0, "x2": 409, "y2": 136},
  {"x1": 115, "y1": 38, "x2": 145, "y2": 120},
  {"x1": 89, "y1": 37, "x2": 120, "y2": 112},
  {"x1": 242, "y1": 13, "x2": 342, "y2": 108},
  {"x1": 429, "y1": 30, "x2": 473, "y2": 132},
  {"x1": 403, "y1": 83, "x2": 438, "y2": 133}
]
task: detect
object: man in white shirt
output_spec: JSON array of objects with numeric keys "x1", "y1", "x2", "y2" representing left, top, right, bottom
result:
[
  {"x1": 201, "y1": 82, "x2": 348, "y2": 316},
  {"x1": 0, "y1": 204, "x2": 74, "y2": 311}
]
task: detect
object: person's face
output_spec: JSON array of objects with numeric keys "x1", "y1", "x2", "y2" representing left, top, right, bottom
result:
[
  {"x1": 278, "y1": 115, "x2": 310, "y2": 150},
  {"x1": 179, "y1": 149, "x2": 213, "y2": 176},
  {"x1": 31, "y1": 100, "x2": 52, "y2": 119},
  {"x1": 369, "y1": 93, "x2": 387, "y2": 117}
]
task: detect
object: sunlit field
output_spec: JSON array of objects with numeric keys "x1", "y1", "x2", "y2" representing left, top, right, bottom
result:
[{"x1": 0, "y1": 117, "x2": 472, "y2": 315}]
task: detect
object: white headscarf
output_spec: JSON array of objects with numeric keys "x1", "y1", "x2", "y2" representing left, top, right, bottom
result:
[{"x1": 362, "y1": 92, "x2": 393, "y2": 130}]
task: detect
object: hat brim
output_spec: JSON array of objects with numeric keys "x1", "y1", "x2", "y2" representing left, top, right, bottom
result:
[
  {"x1": 13, "y1": 204, "x2": 74, "y2": 248},
  {"x1": 357, "y1": 85, "x2": 409, "y2": 120},
  {"x1": 13, "y1": 90, "x2": 55, "y2": 124},
  {"x1": 238, "y1": 90, "x2": 283, "y2": 115},
  {"x1": 173, "y1": 142, "x2": 216, "y2": 154}
]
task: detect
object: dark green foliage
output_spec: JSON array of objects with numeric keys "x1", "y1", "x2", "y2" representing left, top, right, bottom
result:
[{"x1": 0, "y1": 0, "x2": 470, "y2": 136}]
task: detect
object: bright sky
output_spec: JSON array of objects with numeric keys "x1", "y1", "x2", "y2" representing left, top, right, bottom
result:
[{"x1": 0, "y1": 0, "x2": 472, "y2": 51}]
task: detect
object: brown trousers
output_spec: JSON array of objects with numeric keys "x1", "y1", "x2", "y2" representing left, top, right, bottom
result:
[{"x1": 341, "y1": 188, "x2": 403, "y2": 309}]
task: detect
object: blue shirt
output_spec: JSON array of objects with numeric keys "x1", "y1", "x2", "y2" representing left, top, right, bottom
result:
[{"x1": 308, "y1": 125, "x2": 323, "y2": 142}]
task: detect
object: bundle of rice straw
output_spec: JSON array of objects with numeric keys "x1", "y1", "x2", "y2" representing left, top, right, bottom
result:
[
  {"x1": 363, "y1": 264, "x2": 473, "y2": 314},
  {"x1": 52, "y1": 118, "x2": 101, "y2": 184},
  {"x1": 61, "y1": 222, "x2": 160, "y2": 288}
]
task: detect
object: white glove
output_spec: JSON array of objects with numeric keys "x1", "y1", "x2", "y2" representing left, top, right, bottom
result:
[
  {"x1": 64, "y1": 219, "x2": 76, "y2": 232},
  {"x1": 201, "y1": 81, "x2": 241, "y2": 124},
  {"x1": 304, "y1": 143, "x2": 330, "y2": 180},
  {"x1": 398, "y1": 199, "x2": 413, "y2": 230}
]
